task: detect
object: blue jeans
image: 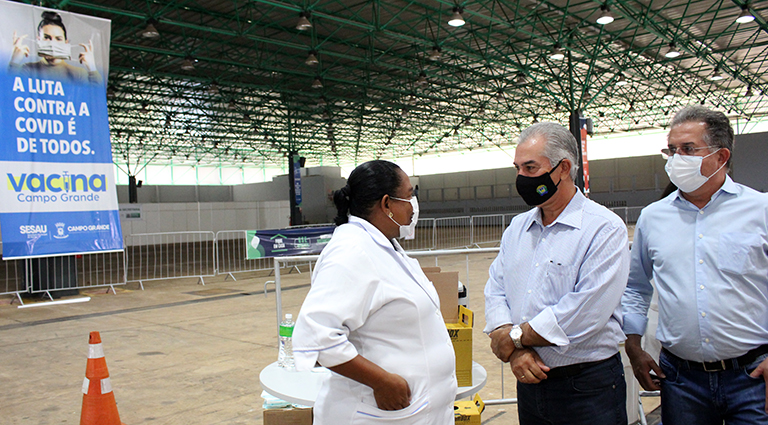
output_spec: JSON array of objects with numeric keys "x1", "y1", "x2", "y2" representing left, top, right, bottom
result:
[
  {"x1": 660, "y1": 349, "x2": 768, "y2": 425},
  {"x1": 516, "y1": 353, "x2": 627, "y2": 425}
]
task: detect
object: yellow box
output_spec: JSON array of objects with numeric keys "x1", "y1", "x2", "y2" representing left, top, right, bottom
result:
[
  {"x1": 446, "y1": 305, "x2": 473, "y2": 386},
  {"x1": 454, "y1": 394, "x2": 484, "y2": 424}
]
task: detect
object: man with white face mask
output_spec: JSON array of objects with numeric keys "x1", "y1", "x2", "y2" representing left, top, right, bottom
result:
[{"x1": 622, "y1": 106, "x2": 768, "y2": 425}]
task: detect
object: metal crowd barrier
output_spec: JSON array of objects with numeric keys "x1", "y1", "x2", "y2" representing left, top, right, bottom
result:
[
  {"x1": 434, "y1": 216, "x2": 472, "y2": 249},
  {"x1": 610, "y1": 206, "x2": 644, "y2": 224},
  {"x1": 398, "y1": 217, "x2": 437, "y2": 251},
  {"x1": 470, "y1": 214, "x2": 506, "y2": 247},
  {"x1": 125, "y1": 231, "x2": 216, "y2": 289},
  {"x1": 0, "y1": 250, "x2": 127, "y2": 305},
  {"x1": 215, "y1": 230, "x2": 273, "y2": 280},
  {"x1": 0, "y1": 252, "x2": 25, "y2": 304}
]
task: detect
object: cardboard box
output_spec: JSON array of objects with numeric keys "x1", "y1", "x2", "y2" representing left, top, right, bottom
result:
[
  {"x1": 454, "y1": 394, "x2": 484, "y2": 424},
  {"x1": 421, "y1": 266, "x2": 442, "y2": 274},
  {"x1": 263, "y1": 407, "x2": 313, "y2": 425},
  {"x1": 447, "y1": 305, "x2": 473, "y2": 386},
  {"x1": 426, "y1": 271, "x2": 460, "y2": 323}
]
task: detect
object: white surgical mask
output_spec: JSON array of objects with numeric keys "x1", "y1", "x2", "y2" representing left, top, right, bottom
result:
[
  {"x1": 388, "y1": 196, "x2": 419, "y2": 239},
  {"x1": 37, "y1": 39, "x2": 71, "y2": 60},
  {"x1": 664, "y1": 149, "x2": 724, "y2": 193}
]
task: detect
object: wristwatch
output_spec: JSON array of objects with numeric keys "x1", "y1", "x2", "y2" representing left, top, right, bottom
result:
[{"x1": 509, "y1": 324, "x2": 524, "y2": 349}]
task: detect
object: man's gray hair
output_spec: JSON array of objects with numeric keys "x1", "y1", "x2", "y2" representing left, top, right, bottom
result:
[
  {"x1": 670, "y1": 106, "x2": 734, "y2": 168},
  {"x1": 518, "y1": 122, "x2": 579, "y2": 180}
]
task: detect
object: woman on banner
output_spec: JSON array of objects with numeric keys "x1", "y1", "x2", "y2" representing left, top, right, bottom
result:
[
  {"x1": 292, "y1": 160, "x2": 457, "y2": 424},
  {"x1": 9, "y1": 11, "x2": 101, "y2": 84}
]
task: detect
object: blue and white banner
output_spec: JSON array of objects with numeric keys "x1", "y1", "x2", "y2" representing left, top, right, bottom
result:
[
  {"x1": 246, "y1": 226, "x2": 335, "y2": 259},
  {"x1": 0, "y1": 1, "x2": 121, "y2": 259}
]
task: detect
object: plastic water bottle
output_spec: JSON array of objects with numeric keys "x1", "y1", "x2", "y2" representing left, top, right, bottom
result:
[{"x1": 278, "y1": 313, "x2": 295, "y2": 370}]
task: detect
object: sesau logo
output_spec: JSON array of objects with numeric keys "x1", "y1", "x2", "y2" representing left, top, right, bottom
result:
[
  {"x1": 53, "y1": 222, "x2": 69, "y2": 239},
  {"x1": 19, "y1": 224, "x2": 48, "y2": 236},
  {"x1": 6, "y1": 171, "x2": 107, "y2": 193}
]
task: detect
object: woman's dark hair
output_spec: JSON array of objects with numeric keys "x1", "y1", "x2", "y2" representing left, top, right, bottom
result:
[
  {"x1": 333, "y1": 160, "x2": 403, "y2": 225},
  {"x1": 38, "y1": 11, "x2": 67, "y2": 39}
]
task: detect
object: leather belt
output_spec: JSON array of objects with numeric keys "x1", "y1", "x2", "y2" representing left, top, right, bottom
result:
[
  {"x1": 546, "y1": 353, "x2": 619, "y2": 379},
  {"x1": 662, "y1": 345, "x2": 768, "y2": 372}
]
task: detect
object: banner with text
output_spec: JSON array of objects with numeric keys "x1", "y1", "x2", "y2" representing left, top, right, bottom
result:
[
  {"x1": 0, "y1": 1, "x2": 121, "y2": 259},
  {"x1": 246, "y1": 226, "x2": 335, "y2": 259}
]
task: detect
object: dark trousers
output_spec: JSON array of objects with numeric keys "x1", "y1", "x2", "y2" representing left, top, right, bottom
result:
[
  {"x1": 660, "y1": 349, "x2": 768, "y2": 425},
  {"x1": 516, "y1": 353, "x2": 628, "y2": 425}
]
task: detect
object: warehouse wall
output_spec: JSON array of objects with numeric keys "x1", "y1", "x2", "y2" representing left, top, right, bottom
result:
[
  {"x1": 118, "y1": 201, "x2": 290, "y2": 238},
  {"x1": 731, "y1": 131, "x2": 768, "y2": 192}
]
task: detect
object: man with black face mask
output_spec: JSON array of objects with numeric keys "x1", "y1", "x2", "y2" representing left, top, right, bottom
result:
[{"x1": 484, "y1": 122, "x2": 631, "y2": 425}]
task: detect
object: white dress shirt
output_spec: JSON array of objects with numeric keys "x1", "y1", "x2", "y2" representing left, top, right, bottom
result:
[
  {"x1": 484, "y1": 190, "x2": 630, "y2": 367},
  {"x1": 623, "y1": 176, "x2": 768, "y2": 362}
]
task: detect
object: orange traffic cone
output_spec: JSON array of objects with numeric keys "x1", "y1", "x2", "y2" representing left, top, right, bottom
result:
[{"x1": 80, "y1": 331, "x2": 125, "y2": 425}]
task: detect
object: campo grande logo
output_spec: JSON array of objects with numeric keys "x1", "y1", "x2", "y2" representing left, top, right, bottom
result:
[
  {"x1": 536, "y1": 184, "x2": 548, "y2": 196},
  {"x1": 53, "y1": 222, "x2": 69, "y2": 239}
]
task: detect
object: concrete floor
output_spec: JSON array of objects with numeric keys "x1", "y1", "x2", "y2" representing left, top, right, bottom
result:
[{"x1": 0, "y1": 251, "x2": 658, "y2": 424}]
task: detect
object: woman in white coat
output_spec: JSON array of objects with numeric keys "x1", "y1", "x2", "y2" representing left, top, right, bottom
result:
[{"x1": 293, "y1": 160, "x2": 457, "y2": 424}]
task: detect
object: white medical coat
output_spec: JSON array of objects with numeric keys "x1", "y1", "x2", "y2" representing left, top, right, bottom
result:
[{"x1": 293, "y1": 216, "x2": 457, "y2": 424}]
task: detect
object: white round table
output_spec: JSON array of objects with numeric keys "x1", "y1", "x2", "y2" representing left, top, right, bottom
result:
[{"x1": 259, "y1": 361, "x2": 487, "y2": 407}]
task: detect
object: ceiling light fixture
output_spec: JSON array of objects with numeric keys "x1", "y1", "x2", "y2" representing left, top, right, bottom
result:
[
  {"x1": 516, "y1": 72, "x2": 527, "y2": 84},
  {"x1": 736, "y1": 5, "x2": 755, "y2": 24},
  {"x1": 305, "y1": 50, "x2": 319, "y2": 66},
  {"x1": 745, "y1": 84, "x2": 754, "y2": 97},
  {"x1": 429, "y1": 46, "x2": 442, "y2": 61},
  {"x1": 312, "y1": 77, "x2": 323, "y2": 89},
  {"x1": 180, "y1": 56, "x2": 196, "y2": 71},
  {"x1": 663, "y1": 86, "x2": 674, "y2": 99},
  {"x1": 709, "y1": 68, "x2": 724, "y2": 81},
  {"x1": 665, "y1": 42, "x2": 681, "y2": 58},
  {"x1": 448, "y1": 7, "x2": 465, "y2": 27},
  {"x1": 615, "y1": 73, "x2": 627, "y2": 86},
  {"x1": 296, "y1": 12, "x2": 312, "y2": 31},
  {"x1": 549, "y1": 44, "x2": 565, "y2": 60},
  {"x1": 596, "y1": 5, "x2": 614, "y2": 25},
  {"x1": 142, "y1": 19, "x2": 160, "y2": 38}
]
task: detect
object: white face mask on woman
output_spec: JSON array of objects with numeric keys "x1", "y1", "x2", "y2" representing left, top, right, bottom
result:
[
  {"x1": 388, "y1": 196, "x2": 419, "y2": 239},
  {"x1": 664, "y1": 149, "x2": 725, "y2": 193},
  {"x1": 37, "y1": 39, "x2": 71, "y2": 60}
]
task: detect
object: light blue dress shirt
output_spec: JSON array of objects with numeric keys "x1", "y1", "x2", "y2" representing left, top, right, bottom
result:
[
  {"x1": 622, "y1": 176, "x2": 768, "y2": 362},
  {"x1": 484, "y1": 190, "x2": 630, "y2": 368}
]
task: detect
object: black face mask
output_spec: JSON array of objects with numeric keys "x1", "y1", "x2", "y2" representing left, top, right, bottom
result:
[{"x1": 515, "y1": 159, "x2": 564, "y2": 206}]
